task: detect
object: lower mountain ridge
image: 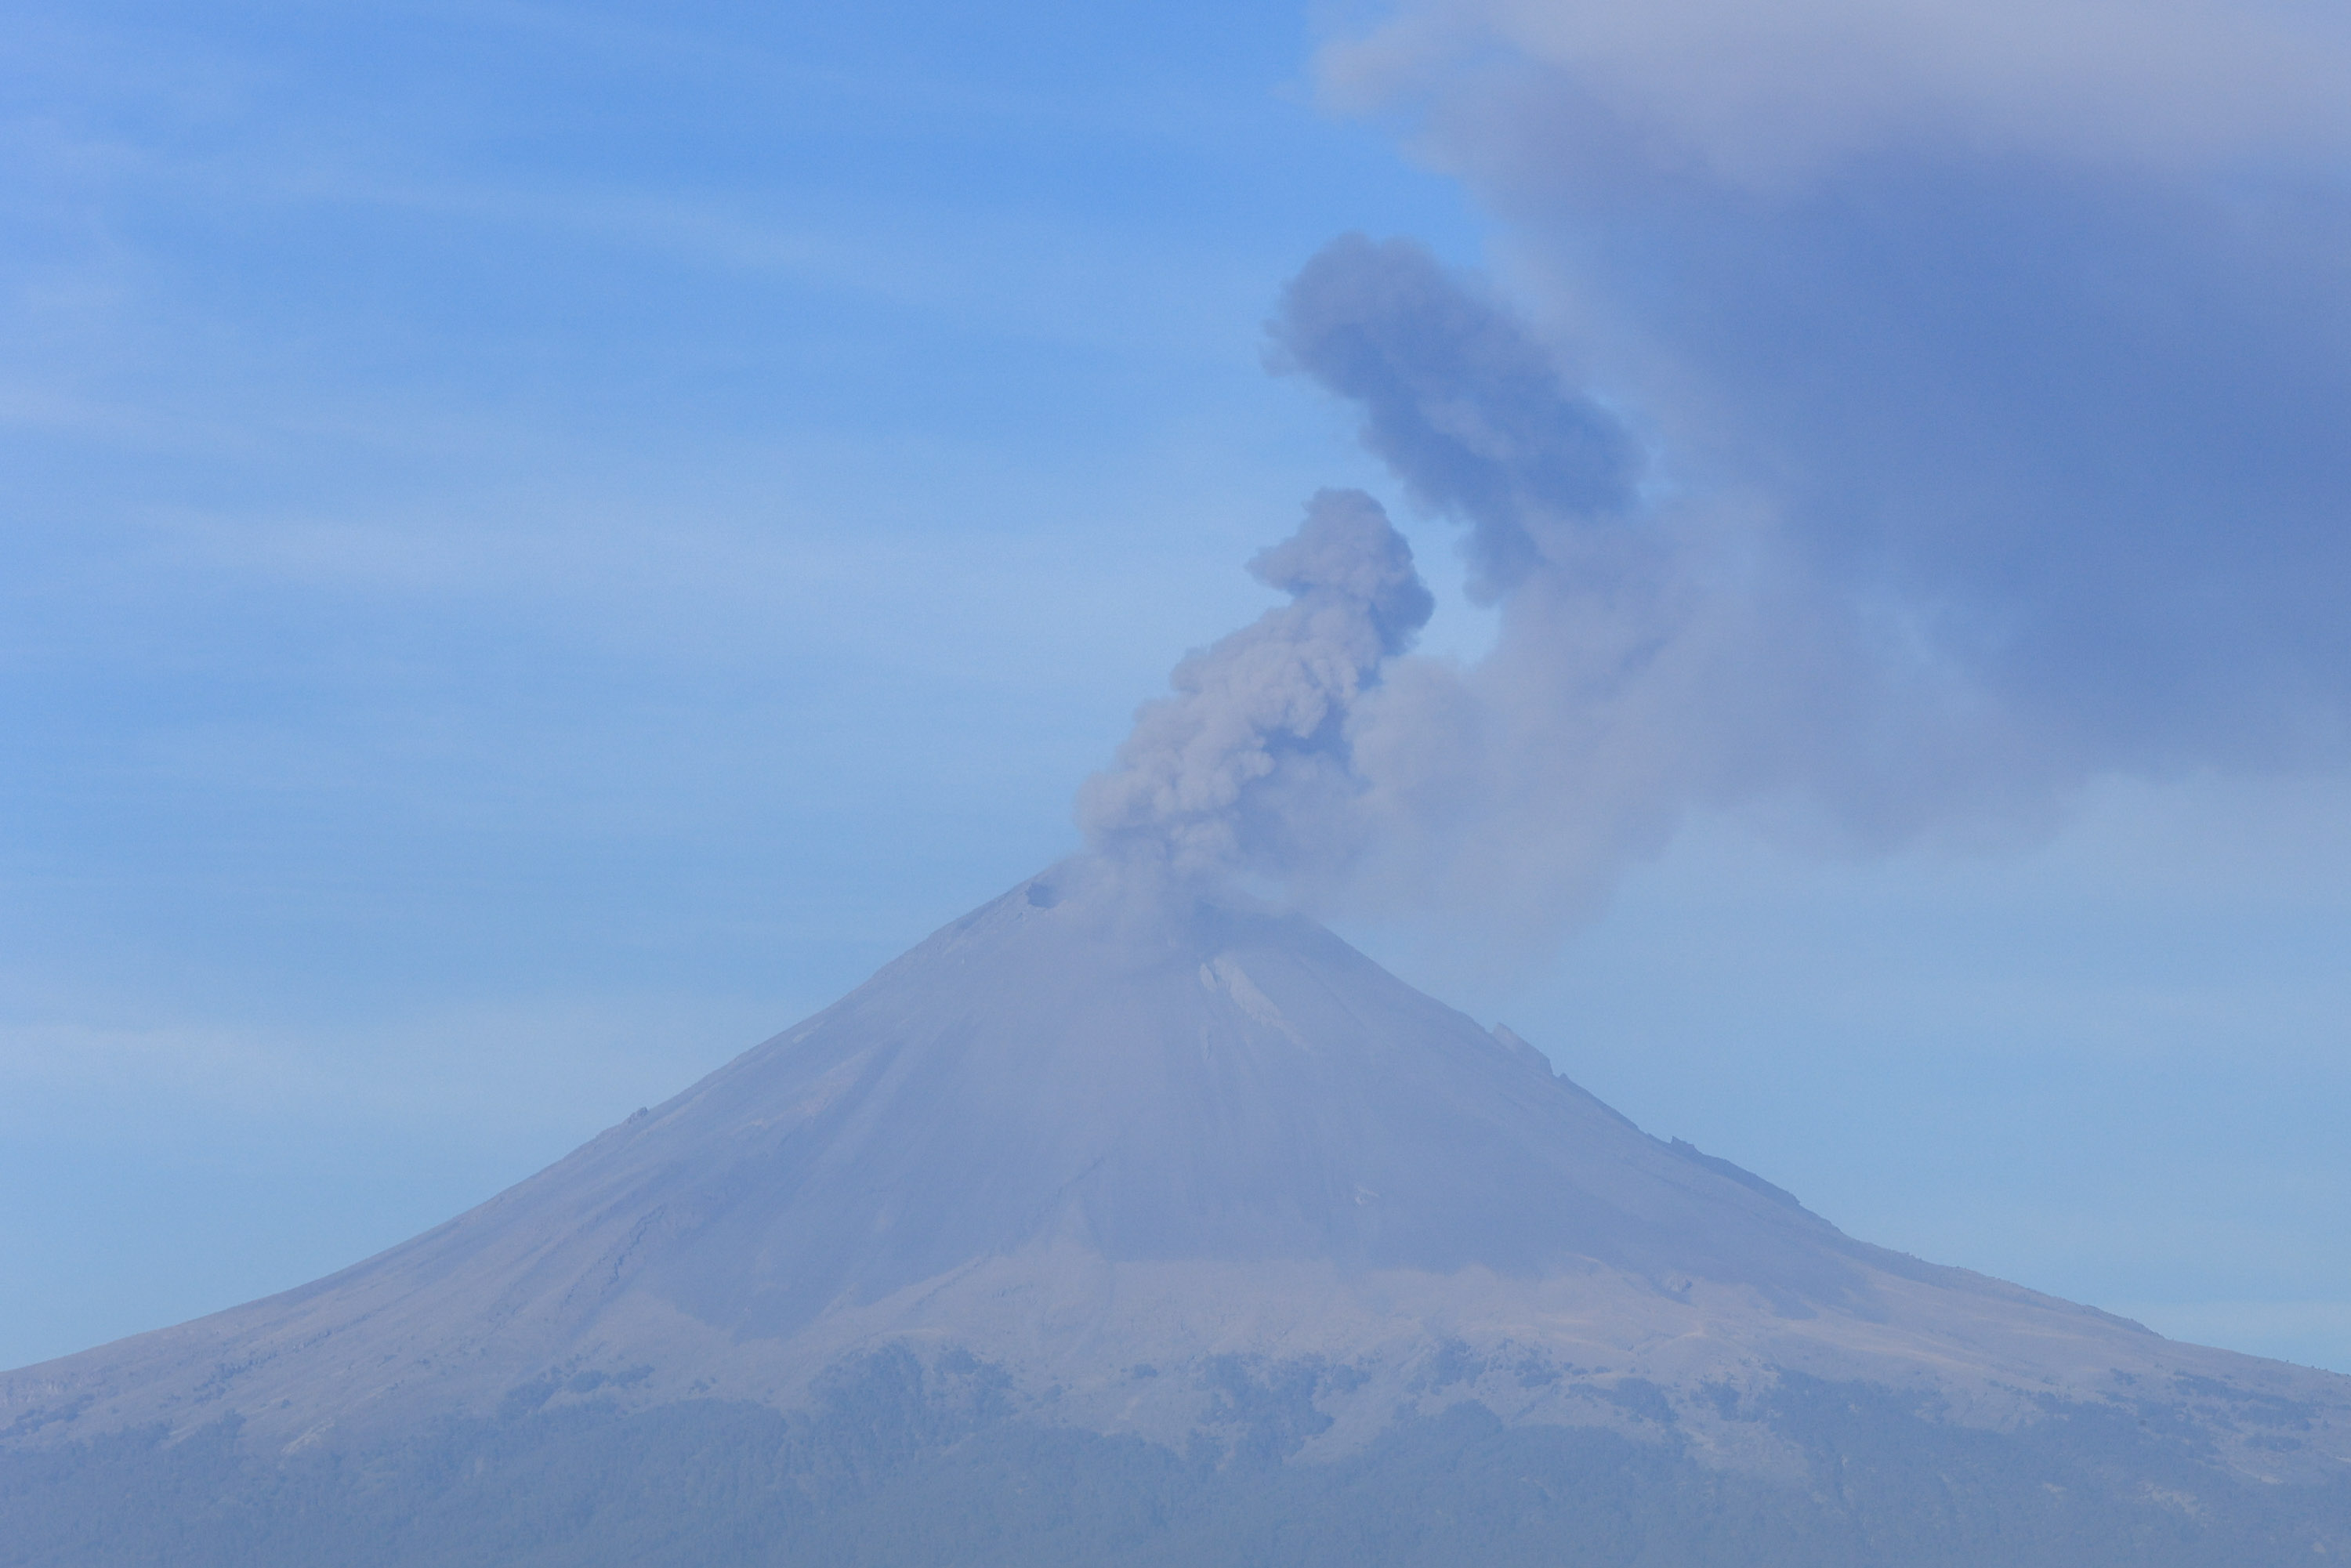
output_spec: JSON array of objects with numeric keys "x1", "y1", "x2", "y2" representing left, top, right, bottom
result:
[{"x1": 7, "y1": 868, "x2": 2349, "y2": 1566}]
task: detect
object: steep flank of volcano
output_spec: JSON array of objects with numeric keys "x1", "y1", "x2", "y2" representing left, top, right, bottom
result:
[
  {"x1": 491, "y1": 870, "x2": 1875, "y2": 1331},
  {"x1": 6, "y1": 868, "x2": 2350, "y2": 1566}
]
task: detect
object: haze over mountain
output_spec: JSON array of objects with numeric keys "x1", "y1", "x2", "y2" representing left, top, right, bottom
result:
[
  {"x1": 7, "y1": 864, "x2": 2349, "y2": 1565},
  {"x1": 12, "y1": 0, "x2": 2351, "y2": 1561}
]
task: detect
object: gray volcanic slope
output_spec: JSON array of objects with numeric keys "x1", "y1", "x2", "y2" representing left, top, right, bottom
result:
[{"x1": 6, "y1": 869, "x2": 2351, "y2": 1566}]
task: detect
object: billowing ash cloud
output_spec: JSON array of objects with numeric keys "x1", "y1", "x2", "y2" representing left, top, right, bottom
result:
[
  {"x1": 1266, "y1": 234, "x2": 1639, "y2": 599},
  {"x1": 1091, "y1": 238, "x2": 2062, "y2": 942},
  {"x1": 1086, "y1": 1, "x2": 2351, "y2": 947},
  {"x1": 1078, "y1": 488, "x2": 1433, "y2": 887},
  {"x1": 1321, "y1": 0, "x2": 2351, "y2": 765},
  {"x1": 1270, "y1": 237, "x2": 2066, "y2": 942}
]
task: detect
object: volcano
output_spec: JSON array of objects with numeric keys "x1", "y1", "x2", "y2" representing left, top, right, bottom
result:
[{"x1": 6, "y1": 869, "x2": 2349, "y2": 1566}]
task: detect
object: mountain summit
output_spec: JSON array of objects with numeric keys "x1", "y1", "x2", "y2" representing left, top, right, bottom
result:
[{"x1": 7, "y1": 870, "x2": 2350, "y2": 1565}]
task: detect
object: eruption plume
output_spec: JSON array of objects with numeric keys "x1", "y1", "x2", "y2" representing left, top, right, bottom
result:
[
  {"x1": 1083, "y1": 0, "x2": 2351, "y2": 952},
  {"x1": 1077, "y1": 487, "x2": 1433, "y2": 892}
]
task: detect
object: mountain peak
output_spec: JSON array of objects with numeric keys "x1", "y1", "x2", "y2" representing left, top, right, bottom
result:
[{"x1": 8, "y1": 868, "x2": 2349, "y2": 1537}]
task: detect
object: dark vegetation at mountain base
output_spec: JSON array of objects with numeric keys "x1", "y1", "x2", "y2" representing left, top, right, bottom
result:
[{"x1": 7, "y1": 1350, "x2": 2349, "y2": 1567}]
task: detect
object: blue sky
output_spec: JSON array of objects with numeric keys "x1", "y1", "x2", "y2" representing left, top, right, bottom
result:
[{"x1": 7, "y1": 0, "x2": 2350, "y2": 1376}]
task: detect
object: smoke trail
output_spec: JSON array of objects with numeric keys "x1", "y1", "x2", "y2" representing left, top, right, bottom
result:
[
  {"x1": 1275, "y1": 238, "x2": 2071, "y2": 947},
  {"x1": 1082, "y1": 241, "x2": 2056, "y2": 943},
  {"x1": 1085, "y1": 2, "x2": 2351, "y2": 947},
  {"x1": 1319, "y1": 0, "x2": 2351, "y2": 769},
  {"x1": 1076, "y1": 487, "x2": 1433, "y2": 890},
  {"x1": 1266, "y1": 234, "x2": 1639, "y2": 599}
]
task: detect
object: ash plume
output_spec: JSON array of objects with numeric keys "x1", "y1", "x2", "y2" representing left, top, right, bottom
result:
[
  {"x1": 1081, "y1": 0, "x2": 2351, "y2": 952},
  {"x1": 1085, "y1": 240, "x2": 2050, "y2": 943},
  {"x1": 1077, "y1": 487, "x2": 1433, "y2": 891}
]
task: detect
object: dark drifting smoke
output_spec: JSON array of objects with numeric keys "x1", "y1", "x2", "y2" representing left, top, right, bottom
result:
[
  {"x1": 1081, "y1": 0, "x2": 2351, "y2": 952},
  {"x1": 1078, "y1": 487, "x2": 1433, "y2": 894},
  {"x1": 1080, "y1": 236, "x2": 2068, "y2": 947}
]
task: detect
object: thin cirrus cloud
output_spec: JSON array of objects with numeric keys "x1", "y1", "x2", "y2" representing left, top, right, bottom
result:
[{"x1": 1070, "y1": 0, "x2": 2351, "y2": 953}]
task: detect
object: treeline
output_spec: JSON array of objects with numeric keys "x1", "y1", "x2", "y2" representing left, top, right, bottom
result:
[{"x1": 5, "y1": 1350, "x2": 2349, "y2": 1566}]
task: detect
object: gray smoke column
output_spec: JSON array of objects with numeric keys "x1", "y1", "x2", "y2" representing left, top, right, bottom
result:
[
  {"x1": 1266, "y1": 234, "x2": 1639, "y2": 599},
  {"x1": 1317, "y1": 0, "x2": 2351, "y2": 767},
  {"x1": 1084, "y1": 242, "x2": 2050, "y2": 944},
  {"x1": 1078, "y1": 488, "x2": 1433, "y2": 891},
  {"x1": 1084, "y1": 1, "x2": 2351, "y2": 950},
  {"x1": 1267, "y1": 234, "x2": 2169, "y2": 948}
]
